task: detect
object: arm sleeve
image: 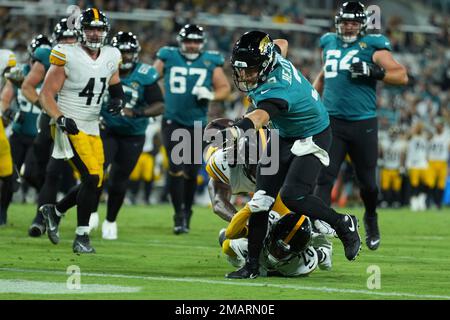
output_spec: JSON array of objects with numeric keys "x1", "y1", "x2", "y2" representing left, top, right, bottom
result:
[
  {"x1": 257, "y1": 98, "x2": 289, "y2": 118},
  {"x1": 143, "y1": 82, "x2": 164, "y2": 105}
]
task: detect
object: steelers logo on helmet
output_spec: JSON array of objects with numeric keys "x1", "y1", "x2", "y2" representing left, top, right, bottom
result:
[
  {"x1": 79, "y1": 8, "x2": 110, "y2": 51},
  {"x1": 335, "y1": 1, "x2": 368, "y2": 43},
  {"x1": 264, "y1": 213, "x2": 312, "y2": 266},
  {"x1": 52, "y1": 18, "x2": 79, "y2": 43},
  {"x1": 28, "y1": 34, "x2": 52, "y2": 61},
  {"x1": 231, "y1": 30, "x2": 275, "y2": 92},
  {"x1": 111, "y1": 31, "x2": 141, "y2": 70},
  {"x1": 177, "y1": 24, "x2": 206, "y2": 60}
]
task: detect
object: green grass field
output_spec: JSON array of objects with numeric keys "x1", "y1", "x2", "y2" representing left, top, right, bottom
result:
[{"x1": 0, "y1": 203, "x2": 450, "y2": 300}]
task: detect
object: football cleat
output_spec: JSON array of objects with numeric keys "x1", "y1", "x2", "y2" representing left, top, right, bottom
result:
[
  {"x1": 102, "y1": 220, "x2": 117, "y2": 240},
  {"x1": 364, "y1": 212, "x2": 380, "y2": 250},
  {"x1": 335, "y1": 214, "x2": 361, "y2": 261},
  {"x1": 40, "y1": 204, "x2": 61, "y2": 245},
  {"x1": 226, "y1": 263, "x2": 259, "y2": 279},
  {"x1": 173, "y1": 212, "x2": 186, "y2": 235},
  {"x1": 73, "y1": 233, "x2": 96, "y2": 254},
  {"x1": 316, "y1": 246, "x2": 333, "y2": 271}
]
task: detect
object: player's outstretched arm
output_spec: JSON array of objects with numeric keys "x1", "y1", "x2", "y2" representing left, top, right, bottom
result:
[
  {"x1": 211, "y1": 67, "x2": 231, "y2": 101},
  {"x1": 39, "y1": 65, "x2": 65, "y2": 119},
  {"x1": 21, "y1": 61, "x2": 45, "y2": 109},
  {"x1": 208, "y1": 178, "x2": 236, "y2": 222},
  {"x1": 372, "y1": 50, "x2": 408, "y2": 85},
  {"x1": 273, "y1": 39, "x2": 288, "y2": 58}
]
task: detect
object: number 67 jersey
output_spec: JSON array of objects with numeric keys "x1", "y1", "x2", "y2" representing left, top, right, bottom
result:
[
  {"x1": 50, "y1": 43, "x2": 121, "y2": 135},
  {"x1": 156, "y1": 46, "x2": 224, "y2": 127}
]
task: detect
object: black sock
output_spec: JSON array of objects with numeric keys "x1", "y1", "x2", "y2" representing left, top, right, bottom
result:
[
  {"x1": 360, "y1": 189, "x2": 378, "y2": 216},
  {"x1": 144, "y1": 181, "x2": 153, "y2": 203},
  {"x1": 76, "y1": 177, "x2": 99, "y2": 227},
  {"x1": 247, "y1": 211, "x2": 269, "y2": 270},
  {"x1": 56, "y1": 184, "x2": 80, "y2": 213},
  {"x1": 0, "y1": 176, "x2": 13, "y2": 223},
  {"x1": 183, "y1": 177, "x2": 197, "y2": 227},
  {"x1": 283, "y1": 194, "x2": 341, "y2": 226},
  {"x1": 106, "y1": 188, "x2": 126, "y2": 223},
  {"x1": 435, "y1": 188, "x2": 444, "y2": 209},
  {"x1": 168, "y1": 174, "x2": 184, "y2": 214}
]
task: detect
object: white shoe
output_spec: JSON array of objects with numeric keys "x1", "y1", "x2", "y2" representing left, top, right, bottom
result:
[
  {"x1": 316, "y1": 245, "x2": 333, "y2": 271},
  {"x1": 88, "y1": 212, "x2": 99, "y2": 233},
  {"x1": 410, "y1": 196, "x2": 418, "y2": 212},
  {"x1": 102, "y1": 220, "x2": 118, "y2": 240}
]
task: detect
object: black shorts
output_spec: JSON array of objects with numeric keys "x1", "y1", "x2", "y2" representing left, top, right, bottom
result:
[{"x1": 161, "y1": 119, "x2": 205, "y2": 173}]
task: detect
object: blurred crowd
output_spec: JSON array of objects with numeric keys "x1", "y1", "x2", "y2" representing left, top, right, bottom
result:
[{"x1": 1, "y1": 1, "x2": 449, "y2": 208}]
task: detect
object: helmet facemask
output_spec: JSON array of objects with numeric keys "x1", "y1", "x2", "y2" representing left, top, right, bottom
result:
[
  {"x1": 335, "y1": 2, "x2": 368, "y2": 43},
  {"x1": 335, "y1": 18, "x2": 365, "y2": 43},
  {"x1": 82, "y1": 26, "x2": 108, "y2": 50},
  {"x1": 178, "y1": 38, "x2": 204, "y2": 60}
]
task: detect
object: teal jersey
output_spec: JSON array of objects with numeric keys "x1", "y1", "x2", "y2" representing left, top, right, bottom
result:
[
  {"x1": 320, "y1": 32, "x2": 392, "y2": 121},
  {"x1": 248, "y1": 53, "x2": 329, "y2": 139},
  {"x1": 12, "y1": 64, "x2": 40, "y2": 137},
  {"x1": 157, "y1": 47, "x2": 224, "y2": 127},
  {"x1": 101, "y1": 62, "x2": 159, "y2": 136},
  {"x1": 33, "y1": 47, "x2": 51, "y2": 71}
]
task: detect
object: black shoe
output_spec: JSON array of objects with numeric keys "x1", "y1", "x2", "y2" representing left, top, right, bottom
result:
[
  {"x1": 73, "y1": 233, "x2": 96, "y2": 254},
  {"x1": 226, "y1": 264, "x2": 259, "y2": 279},
  {"x1": 335, "y1": 214, "x2": 361, "y2": 261},
  {"x1": 40, "y1": 204, "x2": 61, "y2": 245},
  {"x1": 183, "y1": 209, "x2": 193, "y2": 233},
  {"x1": 173, "y1": 212, "x2": 186, "y2": 235},
  {"x1": 364, "y1": 212, "x2": 380, "y2": 250},
  {"x1": 28, "y1": 222, "x2": 46, "y2": 237}
]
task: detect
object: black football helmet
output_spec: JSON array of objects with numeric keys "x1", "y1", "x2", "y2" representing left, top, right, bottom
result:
[
  {"x1": 111, "y1": 31, "x2": 141, "y2": 70},
  {"x1": 79, "y1": 8, "x2": 110, "y2": 50},
  {"x1": 28, "y1": 34, "x2": 52, "y2": 60},
  {"x1": 177, "y1": 24, "x2": 206, "y2": 60},
  {"x1": 230, "y1": 31, "x2": 275, "y2": 92},
  {"x1": 52, "y1": 18, "x2": 79, "y2": 43},
  {"x1": 335, "y1": 2, "x2": 368, "y2": 43},
  {"x1": 264, "y1": 213, "x2": 312, "y2": 266}
]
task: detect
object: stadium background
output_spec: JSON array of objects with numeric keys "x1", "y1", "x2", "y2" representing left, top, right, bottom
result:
[
  {"x1": 1, "y1": 0, "x2": 449, "y2": 208},
  {"x1": 0, "y1": 0, "x2": 450, "y2": 301}
]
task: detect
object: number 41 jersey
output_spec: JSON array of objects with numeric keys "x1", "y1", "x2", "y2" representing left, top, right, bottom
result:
[
  {"x1": 156, "y1": 47, "x2": 224, "y2": 127},
  {"x1": 320, "y1": 33, "x2": 392, "y2": 121},
  {"x1": 50, "y1": 43, "x2": 121, "y2": 134}
]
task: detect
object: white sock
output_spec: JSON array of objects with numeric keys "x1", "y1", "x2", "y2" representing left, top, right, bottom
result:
[
  {"x1": 55, "y1": 207, "x2": 63, "y2": 217},
  {"x1": 76, "y1": 226, "x2": 90, "y2": 236}
]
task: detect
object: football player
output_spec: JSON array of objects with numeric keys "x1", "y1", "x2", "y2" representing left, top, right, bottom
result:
[
  {"x1": 38, "y1": 8, "x2": 124, "y2": 253},
  {"x1": 313, "y1": 2, "x2": 408, "y2": 250},
  {"x1": 221, "y1": 212, "x2": 332, "y2": 276},
  {"x1": 223, "y1": 31, "x2": 361, "y2": 279},
  {"x1": 26, "y1": 18, "x2": 80, "y2": 237},
  {"x1": 0, "y1": 35, "x2": 50, "y2": 212},
  {"x1": 427, "y1": 119, "x2": 450, "y2": 209},
  {"x1": 0, "y1": 48, "x2": 16, "y2": 225},
  {"x1": 153, "y1": 24, "x2": 231, "y2": 234},
  {"x1": 96, "y1": 31, "x2": 164, "y2": 240}
]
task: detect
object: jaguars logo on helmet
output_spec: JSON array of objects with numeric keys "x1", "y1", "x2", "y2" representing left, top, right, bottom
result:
[
  {"x1": 111, "y1": 31, "x2": 141, "y2": 70},
  {"x1": 78, "y1": 8, "x2": 110, "y2": 50},
  {"x1": 230, "y1": 30, "x2": 275, "y2": 92}
]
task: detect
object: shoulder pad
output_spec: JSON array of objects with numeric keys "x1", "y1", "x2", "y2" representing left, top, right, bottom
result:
[
  {"x1": 135, "y1": 63, "x2": 160, "y2": 85},
  {"x1": 49, "y1": 44, "x2": 66, "y2": 66},
  {"x1": 366, "y1": 34, "x2": 392, "y2": 51},
  {"x1": 320, "y1": 32, "x2": 336, "y2": 48},
  {"x1": 156, "y1": 46, "x2": 178, "y2": 61}
]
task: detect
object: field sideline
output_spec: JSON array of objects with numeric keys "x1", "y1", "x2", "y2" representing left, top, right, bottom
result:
[{"x1": 0, "y1": 203, "x2": 449, "y2": 300}]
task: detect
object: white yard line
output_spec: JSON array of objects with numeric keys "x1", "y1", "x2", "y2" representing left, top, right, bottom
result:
[{"x1": 0, "y1": 267, "x2": 449, "y2": 299}]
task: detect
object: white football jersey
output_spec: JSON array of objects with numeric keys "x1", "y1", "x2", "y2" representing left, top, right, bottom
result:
[
  {"x1": 380, "y1": 138, "x2": 406, "y2": 169},
  {"x1": 206, "y1": 147, "x2": 256, "y2": 194},
  {"x1": 406, "y1": 134, "x2": 429, "y2": 169},
  {"x1": 50, "y1": 43, "x2": 121, "y2": 135},
  {"x1": 428, "y1": 132, "x2": 449, "y2": 161}
]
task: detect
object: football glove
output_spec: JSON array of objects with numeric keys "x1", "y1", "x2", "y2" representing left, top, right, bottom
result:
[
  {"x1": 247, "y1": 190, "x2": 275, "y2": 213},
  {"x1": 1, "y1": 108, "x2": 15, "y2": 123},
  {"x1": 192, "y1": 86, "x2": 215, "y2": 101},
  {"x1": 107, "y1": 98, "x2": 124, "y2": 116},
  {"x1": 5, "y1": 67, "x2": 24, "y2": 87},
  {"x1": 56, "y1": 115, "x2": 79, "y2": 135},
  {"x1": 349, "y1": 61, "x2": 385, "y2": 80}
]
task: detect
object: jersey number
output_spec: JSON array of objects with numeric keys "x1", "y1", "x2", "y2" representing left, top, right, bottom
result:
[
  {"x1": 169, "y1": 67, "x2": 206, "y2": 94},
  {"x1": 324, "y1": 50, "x2": 360, "y2": 78},
  {"x1": 79, "y1": 77, "x2": 107, "y2": 105}
]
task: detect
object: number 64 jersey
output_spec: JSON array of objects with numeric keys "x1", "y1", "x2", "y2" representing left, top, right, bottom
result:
[
  {"x1": 156, "y1": 46, "x2": 224, "y2": 127},
  {"x1": 50, "y1": 43, "x2": 121, "y2": 135}
]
